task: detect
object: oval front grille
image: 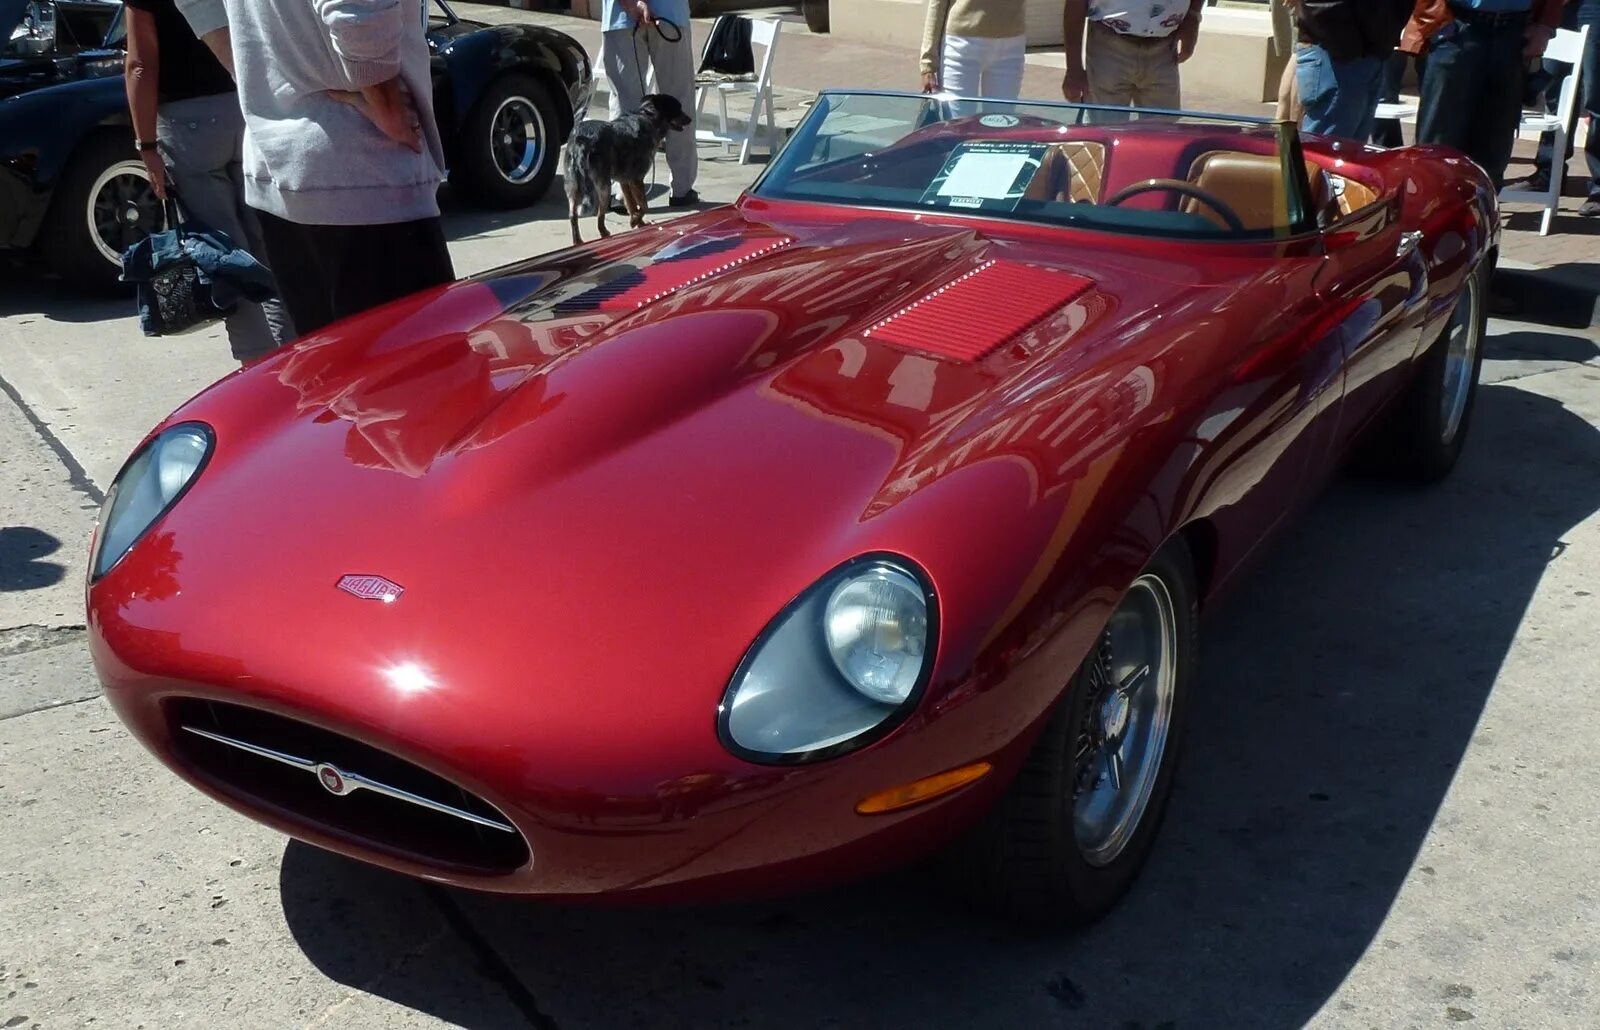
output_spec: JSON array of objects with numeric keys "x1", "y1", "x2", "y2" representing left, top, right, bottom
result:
[{"x1": 167, "y1": 698, "x2": 529, "y2": 874}]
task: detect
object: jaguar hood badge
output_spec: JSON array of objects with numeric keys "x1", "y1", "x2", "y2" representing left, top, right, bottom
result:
[{"x1": 337, "y1": 574, "x2": 404, "y2": 603}]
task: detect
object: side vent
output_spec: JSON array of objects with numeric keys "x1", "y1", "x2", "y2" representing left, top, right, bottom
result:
[{"x1": 865, "y1": 261, "x2": 1093, "y2": 362}]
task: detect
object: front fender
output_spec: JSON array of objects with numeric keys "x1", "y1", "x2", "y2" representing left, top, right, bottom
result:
[
  {"x1": 0, "y1": 72, "x2": 130, "y2": 248},
  {"x1": 439, "y1": 24, "x2": 590, "y2": 129}
]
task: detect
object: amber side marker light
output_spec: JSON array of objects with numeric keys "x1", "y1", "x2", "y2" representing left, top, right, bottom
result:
[{"x1": 855, "y1": 761, "x2": 993, "y2": 815}]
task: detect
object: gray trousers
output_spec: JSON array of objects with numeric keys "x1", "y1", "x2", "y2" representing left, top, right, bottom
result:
[
  {"x1": 602, "y1": 25, "x2": 698, "y2": 196},
  {"x1": 157, "y1": 92, "x2": 293, "y2": 361}
]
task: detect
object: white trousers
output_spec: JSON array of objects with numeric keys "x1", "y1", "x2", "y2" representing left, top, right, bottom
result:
[
  {"x1": 940, "y1": 33, "x2": 1027, "y2": 103},
  {"x1": 602, "y1": 26, "x2": 698, "y2": 196}
]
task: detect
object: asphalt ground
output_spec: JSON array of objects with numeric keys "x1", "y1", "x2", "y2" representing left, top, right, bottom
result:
[{"x1": 4, "y1": 136, "x2": 1600, "y2": 1029}]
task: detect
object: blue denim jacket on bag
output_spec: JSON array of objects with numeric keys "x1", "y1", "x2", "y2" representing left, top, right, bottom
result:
[{"x1": 120, "y1": 220, "x2": 278, "y2": 337}]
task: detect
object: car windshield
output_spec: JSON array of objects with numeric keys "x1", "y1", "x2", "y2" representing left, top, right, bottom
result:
[{"x1": 754, "y1": 91, "x2": 1314, "y2": 241}]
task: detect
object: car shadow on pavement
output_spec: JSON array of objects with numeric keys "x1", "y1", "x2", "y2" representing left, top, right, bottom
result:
[
  {"x1": 1485, "y1": 328, "x2": 1600, "y2": 365},
  {"x1": 437, "y1": 179, "x2": 682, "y2": 246},
  {"x1": 278, "y1": 382, "x2": 1600, "y2": 1029},
  {"x1": 0, "y1": 271, "x2": 131, "y2": 322},
  {"x1": 1494, "y1": 261, "x2": 1600, "y2": 331},
  {"x1": 0, "y1": 527, "x2": 66, "y2": 591}
]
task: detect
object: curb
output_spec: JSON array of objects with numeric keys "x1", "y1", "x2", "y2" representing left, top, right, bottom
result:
[{"x1": 1494, "y1": 261, "x2": 1600, "y2": 330}]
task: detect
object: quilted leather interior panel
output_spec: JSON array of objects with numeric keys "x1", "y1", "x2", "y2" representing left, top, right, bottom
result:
[{"x1": 1022, "y1": 142, "x2": 1108, "y2": 204}]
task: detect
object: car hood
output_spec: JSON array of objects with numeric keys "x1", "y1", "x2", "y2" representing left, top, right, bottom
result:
[{"x1": 98, "y1": 203, "x2": 1277, "y2": 758}]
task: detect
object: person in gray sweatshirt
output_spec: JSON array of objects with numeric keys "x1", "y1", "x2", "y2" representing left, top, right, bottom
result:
[{"x1": 176, "y1": 0, "x2": 455, "y2": 337}]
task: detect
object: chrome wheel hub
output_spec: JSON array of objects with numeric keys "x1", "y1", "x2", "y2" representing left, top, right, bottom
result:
[
  {"x1": 1439, "y1": 275, "x2": 1481, "y2": 445},
  {"x1": 1072, "y1": 574, "x2": 1178, "y2": 867}
]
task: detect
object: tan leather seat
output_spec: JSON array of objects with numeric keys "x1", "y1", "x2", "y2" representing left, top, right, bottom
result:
[
  {"x1": 1022, "y1": 141, "x2": 1107, "y2": 204},
  {"x1": 1181, "y1": 150, "x2": 1290, "y2": 231},
  {"x1": 1326, "y1": 173, "x2": 1379, "y2": 217},
  {"x1": 1304, "y1": 159, "x2": 1341, "y2": 227}
]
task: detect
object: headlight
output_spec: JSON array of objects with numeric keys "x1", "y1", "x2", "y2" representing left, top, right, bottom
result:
[
  {"x1": 718, "y1": 556, "x2": 936, "y2": 764},
  {"x1": 92, "y1": 423, "x2": 212, "y2": 579}
]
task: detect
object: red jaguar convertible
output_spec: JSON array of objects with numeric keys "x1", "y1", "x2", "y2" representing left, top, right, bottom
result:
[{"x1": 89, "y1": 92, "x2": 1495, "y2": 925}]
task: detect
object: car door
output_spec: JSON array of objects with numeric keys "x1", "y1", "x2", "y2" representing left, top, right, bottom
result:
[{"x1": 1313, "y1": 193, "x2": 1429, "y2": 454}]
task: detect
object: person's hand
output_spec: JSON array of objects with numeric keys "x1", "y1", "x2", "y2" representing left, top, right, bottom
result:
[
  {"x1": 1062, "y1": 66, "x2": 1090, "y2": 102},
  {"x1": 139, "y1": 148, "x2": 168, "y2": 199},
  {"x1": 353, "y1": 75, "x2": 423, "y2": 153},
  {"x1": 1523, "y1": 22, "x2": 1554, "y2": 59},
  {"x1": 921, "y1": 70, "x2": 939, "y2": 94},
  {"x1": 1174, "y1": 14, "x2": 1201, "y2": 63},
  {"x1": 631, "y1": 0, "x2": 655, "y2": 26}
]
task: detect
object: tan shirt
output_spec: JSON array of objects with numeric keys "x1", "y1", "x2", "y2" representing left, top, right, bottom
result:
[{"x1": 920, "y1": 0, "x2": 1028, "y2": 72}]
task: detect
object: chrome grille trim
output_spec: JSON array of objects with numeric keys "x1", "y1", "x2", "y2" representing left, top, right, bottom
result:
[{"x1": 180, "y1": 725, "x2": 518, "y2": 835}]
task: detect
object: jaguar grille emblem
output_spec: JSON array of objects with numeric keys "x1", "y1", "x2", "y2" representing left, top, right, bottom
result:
[
  {"x1": 315, "y1": 762, "x2": 353, "y2": 796},
  {"x1": 337, "y1": 574, "x2": 404, "y2": 603}
]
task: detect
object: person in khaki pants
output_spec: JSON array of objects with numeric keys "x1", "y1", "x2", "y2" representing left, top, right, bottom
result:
[{"x1": 1061, "y1": 0, "x2": 1202, "y2": 109}]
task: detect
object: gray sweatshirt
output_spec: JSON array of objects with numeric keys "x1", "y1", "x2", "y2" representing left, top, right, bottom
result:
[{"x1": 178, "y1": 0, "x2": 444, "y2": 225}]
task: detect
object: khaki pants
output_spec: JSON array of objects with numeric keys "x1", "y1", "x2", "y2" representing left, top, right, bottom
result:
[{"x1": 1086, "y1": 22, "x2": 1180, "y2": 109}]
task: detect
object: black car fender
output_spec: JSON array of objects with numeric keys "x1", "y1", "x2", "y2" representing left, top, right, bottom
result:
[
  {"x1": 0, "y1": 71, "x2": 129, "y2": 250},
  {"x1": 437, "y1": 23, "x2": 589, "y2": 141}
]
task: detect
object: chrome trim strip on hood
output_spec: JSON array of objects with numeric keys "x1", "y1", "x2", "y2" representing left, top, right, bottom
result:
[{"x1": 180, "y1": 725, "x2": 519, "y2": 834}]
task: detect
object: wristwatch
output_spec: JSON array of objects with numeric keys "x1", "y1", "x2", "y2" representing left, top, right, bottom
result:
[{"x1": 136, "y1": 140, "x2": 159, "y2": 153}]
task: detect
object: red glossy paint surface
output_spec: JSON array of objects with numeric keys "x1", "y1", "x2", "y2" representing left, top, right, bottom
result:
[{"x1": 89, "y1": 126, "x2": 1496, "y2": 900}]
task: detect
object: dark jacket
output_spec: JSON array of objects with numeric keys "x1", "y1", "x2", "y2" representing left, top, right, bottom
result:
[
  {"x1": 1400, "y1": 0, "x2": 1564, "y2": 55},
  {"x1": 1296, "y1": 0, "x2": 1413, "y2": 60}
]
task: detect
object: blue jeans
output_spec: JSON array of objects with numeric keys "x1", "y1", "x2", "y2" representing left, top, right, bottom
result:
[
  {"x1": 1533, "y1": 0, "x2": 1600, "y2": 198},
  {"x1": 1296, "y1": 44, "x2": 1384, "y2": 142},
  {"x1": 1416, "y1": 15, "x2": 1528, "y2": 189}
]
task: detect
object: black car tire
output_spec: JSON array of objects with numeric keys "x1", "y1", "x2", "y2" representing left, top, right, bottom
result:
[
  {"x1": 1379, "y1": 261, "x2": 1488, "y2": 483},
  {"x1": 455, "y1": 72, "x2": 562, "y2": 209},
  {"x1": 802, "y1": 0, "x2": 830, "y2": 33},
  {"x1": 42, "y1": 131, "x2": 165, "y2": 291},
  {"x1": 946, "y1": 537, "x2": 1197, "y2": 926}
]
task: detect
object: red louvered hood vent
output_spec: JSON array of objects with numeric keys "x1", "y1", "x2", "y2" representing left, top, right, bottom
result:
[{"x1": 865, "y1": 260, "x2": 1094, "y2": 362}]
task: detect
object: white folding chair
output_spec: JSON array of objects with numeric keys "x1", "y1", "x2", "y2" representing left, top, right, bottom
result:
[
  {"x1": 694, "y1": 15, "x2": 789, "y2": 164},
  {"x1": 1501, "y1": 23, "x2": 1592, "y2": 236}
]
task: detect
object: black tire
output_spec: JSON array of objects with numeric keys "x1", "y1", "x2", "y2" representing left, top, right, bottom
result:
[
  {"x1": 802, "y1": 0, "x2": 830, "y2": 33},
  {"x1": 1381, "y1": 260, "x2": 1488, "y2": 483},
  {"x1": 945, "y1": 538, "x2": 1198, "y2": 927},
  {"x1": 41, "y1": 132, "x2": 166, "y2": 291},
  {"x1": 454, "y1": 72, "x2": 562, "y2": 209}
]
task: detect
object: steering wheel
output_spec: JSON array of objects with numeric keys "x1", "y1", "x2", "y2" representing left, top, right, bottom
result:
[{"x1": 1102, "y1": 178, "x2": 1247, "y2": 233}]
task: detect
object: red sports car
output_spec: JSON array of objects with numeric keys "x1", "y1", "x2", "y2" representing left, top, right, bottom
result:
[{"x1": 89, "y1": 92, "x2": 1495, "y2": 925}]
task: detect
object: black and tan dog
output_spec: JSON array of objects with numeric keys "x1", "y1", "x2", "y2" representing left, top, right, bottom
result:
[{"x1": 563, "y1": 93, "x2": 693, "y2": 245}]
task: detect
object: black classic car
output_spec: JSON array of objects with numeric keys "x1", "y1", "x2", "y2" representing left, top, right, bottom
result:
[{"x1": 1, "y1": 0, "x2": 591, "y2": 288}]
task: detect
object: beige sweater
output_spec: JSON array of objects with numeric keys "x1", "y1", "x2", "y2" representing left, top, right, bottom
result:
[{"x1": 920, "y1": 0, "x2": 1028, "y2": 73}]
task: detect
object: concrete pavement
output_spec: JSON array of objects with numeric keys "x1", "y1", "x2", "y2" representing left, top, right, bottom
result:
[{"x1": 5, "y1": 23, "x2": 1600, "y2": 1027}]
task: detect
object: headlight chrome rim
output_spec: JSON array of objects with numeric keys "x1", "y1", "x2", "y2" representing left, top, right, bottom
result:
[
  {"x1": 716, "y1": 553, "x2": 939, "y2": 766},
  {"x1": 90, "y1": 421, "x2": 214, "y2": 582}
]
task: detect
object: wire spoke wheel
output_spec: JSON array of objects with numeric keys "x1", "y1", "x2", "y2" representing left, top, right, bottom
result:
[
  {"x1": 1071, "y1": 574, "x2": 1179, "y2": 867},
  {"x1": 1438, "y1": 274, "x2": 1482, "y2": 446}
]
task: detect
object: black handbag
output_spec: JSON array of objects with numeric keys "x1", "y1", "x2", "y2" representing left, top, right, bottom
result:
[
  {"x1": 698, "y1": 14, "x2": 754, "y2": 78},
  {"x1": 125, "y1": 193, "x2": 236, "y2": 337}
]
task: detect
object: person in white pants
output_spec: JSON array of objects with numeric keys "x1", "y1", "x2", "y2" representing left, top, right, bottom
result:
[
  {"x1": 920, "y1": 0, "x2": 1027, "y2": 104},
  {"x1": 601, "y1": 0, "x2": 698, "y2": 206}
]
